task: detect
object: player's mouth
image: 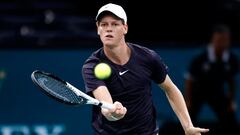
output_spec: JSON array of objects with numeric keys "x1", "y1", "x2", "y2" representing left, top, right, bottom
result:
[{"x1": 105, "y1": 34, "x2": 114, "y2": 39}]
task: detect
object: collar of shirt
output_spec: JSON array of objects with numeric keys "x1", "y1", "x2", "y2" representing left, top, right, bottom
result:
[{"x1": 207, "y1": 44, "x2": 229, "y2": 62}]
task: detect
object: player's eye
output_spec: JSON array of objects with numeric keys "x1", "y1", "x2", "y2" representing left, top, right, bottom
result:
[
  {"x1": 112, "y1": 23, "x2": 119, "y2": 26},
  {"x1": 100, "y1": 23, "x2": 107, "y2": 27}
]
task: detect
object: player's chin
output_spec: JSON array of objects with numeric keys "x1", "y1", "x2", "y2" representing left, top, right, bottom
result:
[{"x1": 103, "y1": 41, "x2": 117, "y2": 47}]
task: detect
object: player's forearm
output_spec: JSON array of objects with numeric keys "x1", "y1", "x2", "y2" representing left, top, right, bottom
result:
[
  {"x1": 92, "y1": 86, "x2": 114, "y2": 104},
  {"x1": 159, "y1": 76, "x2": 193, "y2": 131},
  {"x1": 166, "y1": 85, "x2": 193, "y2": 130},
  {"x1": 92, "y1": 86, "x2": 115, "y2": 120},
  {"x1": 92, "y1": 86, "x2": 127, "y2": 121}
]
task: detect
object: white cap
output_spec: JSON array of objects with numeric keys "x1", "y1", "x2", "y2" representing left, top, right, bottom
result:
[{"x1": 96, "y1": 3, "x2": 127, "y2": 24}]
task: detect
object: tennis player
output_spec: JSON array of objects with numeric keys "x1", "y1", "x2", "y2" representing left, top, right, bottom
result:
[{"x1": 82, "y1": 3, "x2": 209, "y2": 135}]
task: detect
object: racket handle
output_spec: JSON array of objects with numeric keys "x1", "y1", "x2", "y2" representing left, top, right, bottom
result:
[{"x1": 100, "y1": 101, "x2": 115, "y2": 110}]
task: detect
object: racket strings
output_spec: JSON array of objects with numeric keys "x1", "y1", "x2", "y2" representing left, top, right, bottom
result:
[{"x1": 37, "y1": 74, "x2": 82, "y2": 104}]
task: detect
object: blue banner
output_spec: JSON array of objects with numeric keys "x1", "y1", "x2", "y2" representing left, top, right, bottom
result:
[{"x1": 0, "y1": 48, "x2": 239, "y2": 135}]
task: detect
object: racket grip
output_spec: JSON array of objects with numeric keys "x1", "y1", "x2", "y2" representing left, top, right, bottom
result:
[{"x1": 100, "y1": 101, "x2": 115, "y2": 110}]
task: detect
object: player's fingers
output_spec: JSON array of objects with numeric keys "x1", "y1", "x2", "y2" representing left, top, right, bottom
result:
[
  {"x1": 122, "y1": 107, "x2": 127, "y2": 114},
  {"x1": 115, "y1": 109, "x2": 121, "y2": 115},
  {"x1": 114, "y1": 101, "x2": 123, "y2": 110},
  {"x1": 113, "y1": 102, "x2": 126, "y2": 115},
  {"x1": 186, "y1": 127, "x2": 209, "y2": 135},
  {"x1": 113, "y1": 109, "x2": 125, "y2": 120},
  {"x1": 196, "y1": 128, "x2": 209, "y2": 133},
  {"x1": 116, "y1": 106, "x2": 126, "y2": 115},
  {"x1": 115, "y1": 107, "x2": 124, "y2": 115}
]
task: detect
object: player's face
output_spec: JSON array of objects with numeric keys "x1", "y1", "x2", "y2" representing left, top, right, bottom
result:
[{"x1": 97, "y1": 15, "x2": 128, "y2": 47}]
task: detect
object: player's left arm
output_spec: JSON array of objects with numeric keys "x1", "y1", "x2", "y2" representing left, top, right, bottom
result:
[{"x1": 159, "y1": 75, "x2": 209, "y2": 135}]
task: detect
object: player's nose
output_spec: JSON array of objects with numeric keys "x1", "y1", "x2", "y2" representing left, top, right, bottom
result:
[
  {"x1": 105, "y1": 25, "x2": 113, "y2": 32},
  {"x1": 106, "y1": 28, "x2": 113, "y2": 32}
]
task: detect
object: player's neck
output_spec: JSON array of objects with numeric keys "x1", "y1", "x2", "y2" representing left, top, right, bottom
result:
[{"x1": 104, "y1": 42, "x2": 131, "y2": 65}]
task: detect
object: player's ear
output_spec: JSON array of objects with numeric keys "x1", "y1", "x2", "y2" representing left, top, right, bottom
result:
[
  {"x1": 123, "y1": 24, "x2": 128, "y2": 35},
  {"x1": 97, "y1": 30, "x2": 100, "y2": 35},
  {"x1": 96, "y1": 22, "x2": 100, "y2": 35}
]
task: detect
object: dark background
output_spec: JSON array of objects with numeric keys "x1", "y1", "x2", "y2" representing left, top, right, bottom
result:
[
  {"x1": 0, "y1": 0, "x2": 240, "y2": 48},
  {"x1": 0, "y1": 0, "x2": 239, "y2": 135}
]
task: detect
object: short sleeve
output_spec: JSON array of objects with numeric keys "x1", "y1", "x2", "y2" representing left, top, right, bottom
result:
[
  {"x1": 82, "y1": 62, "x2": 106, "y2": 94},
  {"x1": 151, "y1": 50, "x2": 168, "y2": 84}
]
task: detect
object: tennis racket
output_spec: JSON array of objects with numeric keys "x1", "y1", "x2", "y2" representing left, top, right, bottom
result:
[{"x1": 31, "y1": 70, "x2": 114, "y2": 110}]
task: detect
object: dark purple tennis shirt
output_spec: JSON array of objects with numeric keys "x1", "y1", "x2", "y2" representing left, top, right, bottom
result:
[{"x1": 82, "y1": 43, "x2": 168, "y2": 135}]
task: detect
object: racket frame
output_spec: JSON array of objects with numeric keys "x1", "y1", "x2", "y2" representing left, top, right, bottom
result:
[{"x1": 31, "y1": 70, "x2": 114, "y2": 110}]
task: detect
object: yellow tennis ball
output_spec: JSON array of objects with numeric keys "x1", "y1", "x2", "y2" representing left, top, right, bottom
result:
[{"x1": 94, "y1": 63, "x2": 112, "y2": 80}]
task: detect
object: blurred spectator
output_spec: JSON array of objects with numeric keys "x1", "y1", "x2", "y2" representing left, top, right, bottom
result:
[{"x1": 185, "y1": 24, "x2": 239, "y2": 134}]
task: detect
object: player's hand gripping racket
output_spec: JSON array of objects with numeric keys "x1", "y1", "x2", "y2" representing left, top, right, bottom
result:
[{"x1": 31, "y1": 70, "x2": 114, "y2": 110}]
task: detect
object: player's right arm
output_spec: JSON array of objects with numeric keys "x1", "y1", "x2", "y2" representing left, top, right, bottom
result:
[
  {"x1": 92, "y1": 86, "x2": 127, "y2": 121},
  {"x1": 82, "y1": 58, "x2": 127, "y2": 121}
]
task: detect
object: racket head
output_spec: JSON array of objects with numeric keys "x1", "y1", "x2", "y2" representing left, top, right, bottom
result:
[{"x1": 31, "y1": 70, "x2": 87, "y2": 105}]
